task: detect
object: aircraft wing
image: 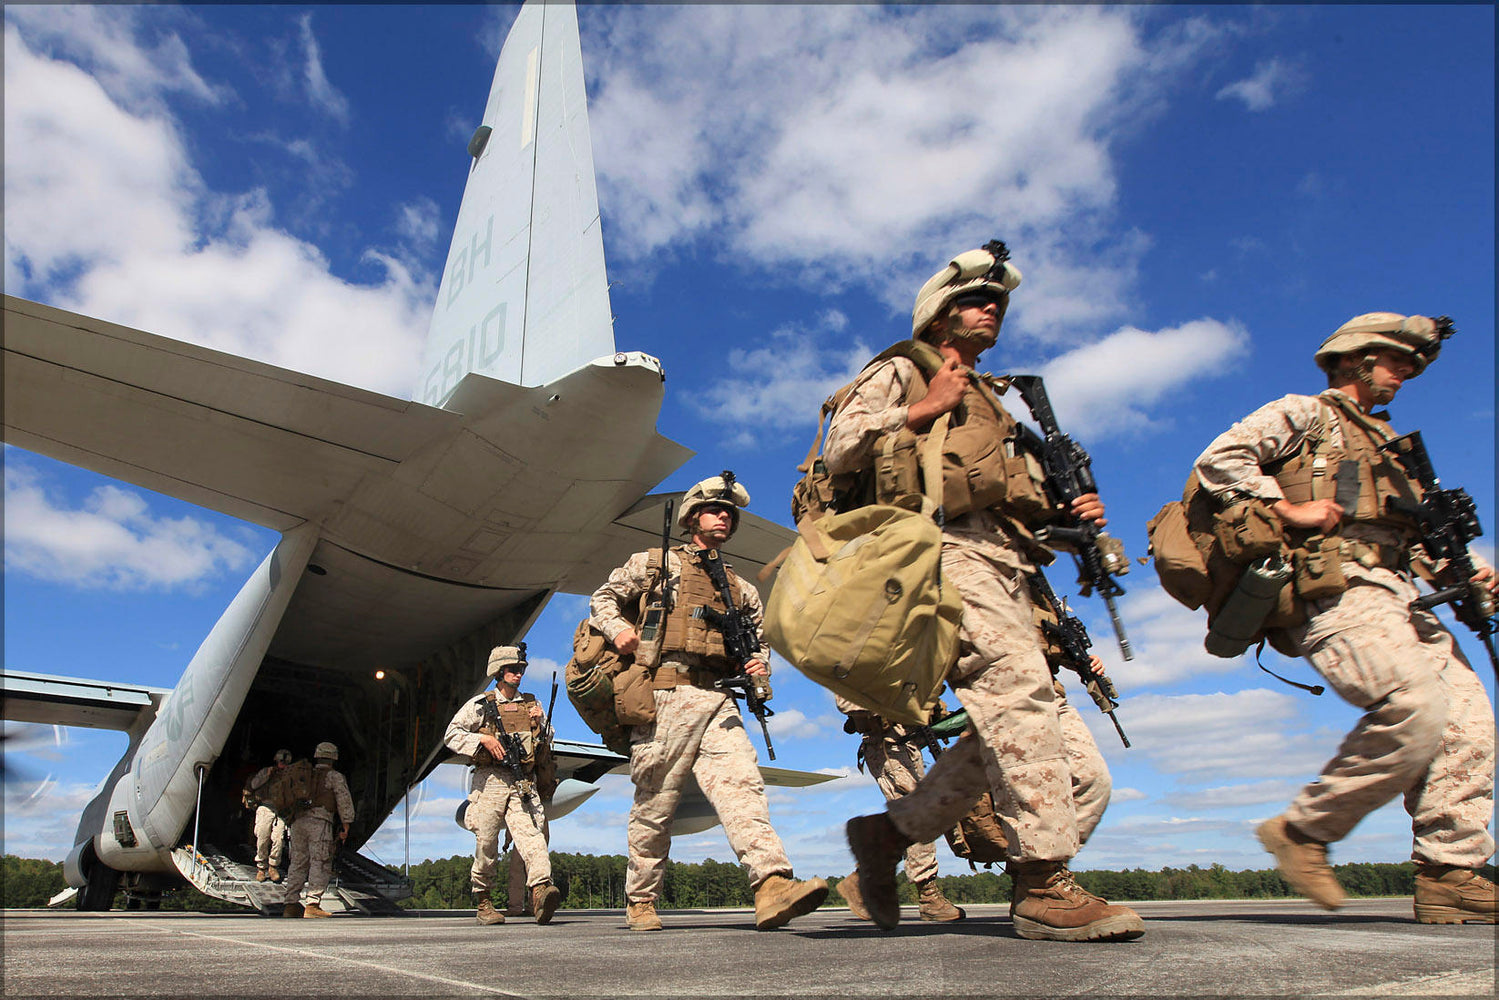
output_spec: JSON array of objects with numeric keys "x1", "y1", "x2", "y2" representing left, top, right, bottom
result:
[
  {"x1": 2, "y1": 295, "x2": 456, "y2": 532},
  {"x1": 1, "y1": 669, "x2": 169, "y2": 732}
]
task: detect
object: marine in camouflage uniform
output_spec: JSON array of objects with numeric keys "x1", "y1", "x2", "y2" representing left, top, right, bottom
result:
[
  {"x1": 242, "y1": 749, "x2": 291, "y2": 882},
  {"x1": 590, "y1": 474, "x2": 828, "y2": 932},
  {"x1": 1195, "y1": 312, "x2": 1496, "y2": 923},
  {"x1": 281, "y1": 742, "x2": 355, "y2": 918},
  {"x1": 445, "y1": 644, "x2": 561, "y2": 926},
  {"x1": 828, "y1": 242, "x2": 1142, "y2": 942}
]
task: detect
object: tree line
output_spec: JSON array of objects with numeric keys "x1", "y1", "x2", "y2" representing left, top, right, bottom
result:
[{"x1": 8, "y1": 853, "x2": 1490, "y2": 910}]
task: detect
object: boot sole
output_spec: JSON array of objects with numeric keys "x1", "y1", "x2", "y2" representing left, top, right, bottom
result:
[
  {"x1": 920, "y1": 909, "x2": 965, "y2": 922},
  {"x1": 1012, "y1": 913, "x2": 1145, "y2": 942},
  {"x1": 535, "y1": 888, "x2": 561, "y2": 925},
  {"x1": 755, "y1": 883, "x2": 830, "y2": 931},
  {"x1": 1414, "y1": 903, "x2": 1497, "y2": 924}
]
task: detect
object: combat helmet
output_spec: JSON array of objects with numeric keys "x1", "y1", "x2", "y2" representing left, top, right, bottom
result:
[
  {"x1": 678, "y1": 471, "x2": 751, "y2": 535},
  {"x1": 1314, "y1": 312, "x2": 1453, "y2": 377},
  {"x1": 273, "y1": 748, "x2": 293, "y2": 765},
  {"x1": 487, "y1": 643, "x2": 527, "y2": 679},
  {"x1": 313, "y1": 741, "x2": 339, "y2": 761},
  {"x1": 912, "y1": 239, "x2": 1023, "y2": 338}
]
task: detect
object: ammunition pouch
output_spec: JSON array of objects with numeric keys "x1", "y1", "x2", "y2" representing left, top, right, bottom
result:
[
  {"x1": 1292, "y1": 536, "x2": 1348, "y2": 602},
  {"x1": 872, "y1": 430, "x2": 923, "y2": 512},
  {"x1": 841, "y1": 709, "x2": 883, "y2": 737},
  {"x1": 1213, "y1": 500, "x2": 1283, "y2": 564}
]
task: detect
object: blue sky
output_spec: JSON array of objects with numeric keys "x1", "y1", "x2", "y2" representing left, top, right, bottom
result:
[{"x1": 4, "y1": 4, "x2": 1494, "y2": 882}]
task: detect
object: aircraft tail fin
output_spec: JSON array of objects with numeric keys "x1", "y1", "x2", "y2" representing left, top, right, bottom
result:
[{"x1": 419, "y1": 0, "x2": 614, "y2": 406}]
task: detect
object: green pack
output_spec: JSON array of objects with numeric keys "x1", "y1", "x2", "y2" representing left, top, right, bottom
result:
[{"x1": 764, "y1": 505, "x2": 960, "y2": 727}]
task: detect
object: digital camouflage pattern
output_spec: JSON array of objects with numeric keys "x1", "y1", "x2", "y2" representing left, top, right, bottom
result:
[
  {"x1": 1197, "y1": 391, "x2": 1495, "y2": 868},
  {"x1": 445, "y1": 693, "x2": 554, "y2": 892},
  {"x1": 280, "y1": 764, "x2": 354, "y2": 908},
  {"x1": 624, "y1": 684, "x2": 792, "y2": 902},
  {"x1": 825, "y1": 356, "x2": 1087, "y2": 864},
  {"x1": 252, "y1": 804, "x2": 286, "y2": 872}
]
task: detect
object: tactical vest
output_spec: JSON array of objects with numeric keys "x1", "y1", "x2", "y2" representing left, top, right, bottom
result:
[
  {"x1": 478, "y1": 691, "x2": 539, "y2": 771},
  {"x1": 310, "y1": 766, "x2": 339, "y2": 815},
  {"x1": 798, "y1": 340, "x2": 1053, "y2": 528},
  {"x1": 649, "y1": 546, "x2": 735, "y2": 669},
  {"x1": 1270, "y1": 393, "x2": 1422, "y2": 539}
]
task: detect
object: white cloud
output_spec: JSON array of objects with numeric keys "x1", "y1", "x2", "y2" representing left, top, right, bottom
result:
[
  {"x1": 1215, "y1": 58, "x2": 1304, "y2": 112},
  {"x1": 296, "y1": 13, "x2": 349, "y2": 123},
  {"x1": 1109, "y1": 786, "x2": 1148, "y2": 804},
  {"x1": 1037, "y1": 318, "x2": 1252, "y2": 438},
  {"x1": 3, "y1": 464, "x2": 257, "y2": 591},
  {"x1": 1118, "y1": 689, "x2": 1333, "y2": 781},
  {"x1": 1162, "y1": 778, "x2": 1304, "y2": 811},
  {"x1": 4, "y1": 12, "x2": 434, "y2": 398},
  {"x1": 690, "y1": 317, "x2": 875, "y2": 448},
  {"x1": 584, "y1": 5, "x2": 1221, "y2": 335}
]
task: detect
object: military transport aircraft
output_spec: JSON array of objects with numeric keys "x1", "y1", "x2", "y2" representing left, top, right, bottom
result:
[{"x1": 1, "y1": 0, "x2": 819, "y2": 915}]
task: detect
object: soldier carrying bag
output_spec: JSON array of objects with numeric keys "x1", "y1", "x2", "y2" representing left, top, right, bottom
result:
[{"x1": 259, "y1": 759, "x2": 317, "y2": 821}]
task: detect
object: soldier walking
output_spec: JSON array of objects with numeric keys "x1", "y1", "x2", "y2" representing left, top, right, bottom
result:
[
  {"x1": 827, "y1": 242, "x2": 1143, "y2": 941},
  {"x1": 445, "y1": 644, "x2": 562, "y2": 926},
  {"x1": 590, "y1": 474, "x2": 829, "y2": 932},
  {"x1": 281, "y1": 741, "x2": 354, "y2": 918},
  {"x1": 1194, "y1": 312, "x2": 1496, "y2": 923},
  {"x1": 242, "y1": 748, "x2": 291, "y2": 883}
]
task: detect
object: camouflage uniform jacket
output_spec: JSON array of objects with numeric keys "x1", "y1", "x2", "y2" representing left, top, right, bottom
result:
[
  {"x1": 823, "y1": 355, "x2": 1037, "y2": 576},
  {"x1": 590, "y1": 545, "x2": 771, "y2": 669}
]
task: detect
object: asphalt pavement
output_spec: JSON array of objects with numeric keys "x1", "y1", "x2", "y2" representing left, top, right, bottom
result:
[{"x1": 2, "y1": 898, "x2": 1493, "y2": 997}]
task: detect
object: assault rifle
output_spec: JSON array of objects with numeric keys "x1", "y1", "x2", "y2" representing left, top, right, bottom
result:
[
  {"x1": 695, "y1": 546, "x2": 777, "y2": 760},
  {"x1": 477, "y1": 697, "x2": 538, "y2": 806},
  {"x1": 1381, "y1": 430, "x2": 1498, "y2": 672},
  {"x1": 1008, "y1": 374, "x2": 1134, "y2": 660},
  {"x1": 1029, "y1": 570, "x2": 1131, "y2": 748}
]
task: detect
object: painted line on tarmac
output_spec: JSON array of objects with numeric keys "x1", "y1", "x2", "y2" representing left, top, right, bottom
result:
[{"x1": 118, "y1": 922, "x2": 531, "y2": 997}]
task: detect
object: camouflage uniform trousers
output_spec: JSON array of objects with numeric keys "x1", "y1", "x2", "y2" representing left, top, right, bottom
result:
[
  {"x1": 861, "y1": 729, "x2": 939, "y2": 882},
  {"x1": 887, "y1": 532, "x2": 1080, "y2": 862},
  {"x1": 625, "y1": 679, "x2": 792, "y2": 902},
  {"x1": 253, "y1": 805, "x2": 286, "y2": 871},
  {"x1": 469, "y1": 766, "x2": 551, "y2": 894},
  {"x1": 1282, "y1": 568, "x2": 1495, "y2": 867},
  {"x1": 283, "y1": 813, "x2": 336, "y2": 906}
]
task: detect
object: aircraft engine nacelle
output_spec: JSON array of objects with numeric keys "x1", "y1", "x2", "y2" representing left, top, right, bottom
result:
[{"x1": 453, "y1": 778, "x2": 600, "y2": 832}]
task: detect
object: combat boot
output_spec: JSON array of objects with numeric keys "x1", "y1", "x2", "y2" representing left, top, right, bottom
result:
[
  {"x1": 838, "y1": 869, "x2": 871, "y2": 921},
  {"x1": 474, "y1": 894, "x2": 505, "y2": 925},
  {"x1": 917, "y1": 878, "x2": 965, "y2": 922},
  {"x1": 267, "y1": 866, "x2": 280, "y2": 882},
  {"x1": 845, "y1": 813, "x2": 911, "y2": 931},
  {"x1": 531, "y1": 882, "x2": 562, "y2": 925},
  {"x1": 1008, "y1": 861, "x2": 1144, "y2": 942},
  {"x1": 754, "y1": 874, "x2": 830, "y2": 930},
  {"x1": 1256, "y1": 816, "x2": 1344, "y2": 910},
  {"x1": 255, "y1": 868, "x2": 268, "y2": 883},
  {"x1": 282, "y1": 902, "x2": 303, "y2": 918},
  {"x1": 302, "y1": 904, "x2": 332, "y2": 918},
  {"x1": 626, "y1": 900, "x2": 662, "y2": 931},
  {"x1": 1413, "y1": 864, "x2": 1498, "y2": 924}
]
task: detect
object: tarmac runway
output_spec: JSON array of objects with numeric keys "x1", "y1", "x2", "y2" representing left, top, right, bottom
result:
[{"x1": 2, "y1": 898, "x2": 1493, "y2": 998}]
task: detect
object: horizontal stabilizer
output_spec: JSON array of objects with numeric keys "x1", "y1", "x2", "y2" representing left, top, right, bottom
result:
[
  {"x1": 3, "y1": 295, "x2": 455, "y2": 531},
  {"x1": 0, "y1": 669, "x2": 168, "y2": 732}
]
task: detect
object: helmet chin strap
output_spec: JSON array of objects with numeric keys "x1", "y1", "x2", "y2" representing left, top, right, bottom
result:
[{"x1": 1356, "y1": 354, "x2": 1397, "y2": 405}]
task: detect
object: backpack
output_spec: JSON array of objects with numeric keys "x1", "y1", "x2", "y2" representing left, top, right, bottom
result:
[
  {"x1": 564, "y1": 620, "x2": 635, "y2": 755},
  {"x1": 944, "y1": 789, "x2": 1009, "y2": 868},
  {"x1": 1146, "y1": 472, "x2": 1304, "y2": 657},
  {"x1": 259, "y1": 759, "x2": 316, "y2": 821},
  {"x1": 763, "y1": 505, "x2": 961, "y2": 727}
]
